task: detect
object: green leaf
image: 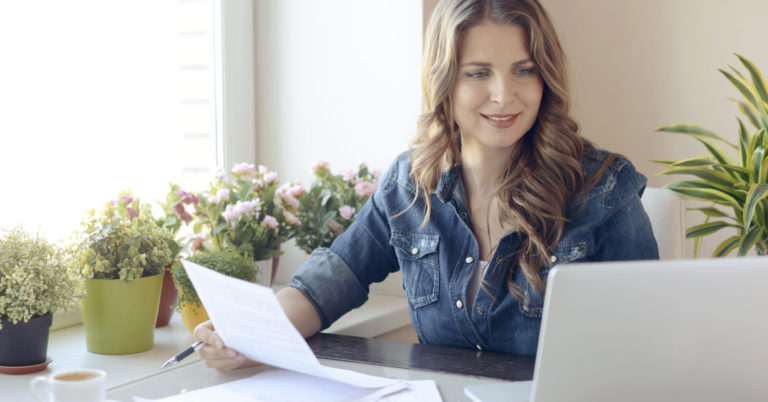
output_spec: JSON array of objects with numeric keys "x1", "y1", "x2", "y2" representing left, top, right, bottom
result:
[
  {"x1": 735, "y1": 100, "x2": 761, "y2": 129},
  {"x1": 743, "y1": 183, "x2": 768, "y2": 231},
  {"x1": 657, "y1": 123, "x2": 737, "y2": 148},
  {"x1": 688, "y1": 206, "x2": 733, "y2": 219},
  {"x1": 697, "y1": 138, "x2": 737, "y2": 166},
  {"x1": 748, "y1": 129, "x2": 766, "y2": 166},
  {"x1": 736, "y1": 53, "x2": 768, "y2": 104},
  {"x1": 751, "y1": 147, "x2": 765, "y2": 183},
  {"x1": 713, "y1": 235, "x2": 740, "y2": 257},
  {"x1": 738, "y1": 225, "x2": 764, "y2": 256},
  {"x1": 686, "y1": 221, "x2": 734, "y2": 238},
  {"x1": 720, "y1": 68, "x2": 760, "y2": 109},
  {"x1": 738, "y1": 118, "x2": 750, "y2": 166},
  {"x1": 713, "y1": 163, "x2": 750, "y2": 182},
  {"x1": 670, "y1": 156, "x2": 715, "y2": 167},
  {"x1": 667, "y1": 183, "x2": 742, "y2": 208},
  {"x1": 657, "y1": 167, "x2": 735, "y2": 187}
]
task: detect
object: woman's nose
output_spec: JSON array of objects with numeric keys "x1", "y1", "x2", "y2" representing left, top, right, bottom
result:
[{"x1": 489, "y1": 76, "x2": 515, "y2": 106}]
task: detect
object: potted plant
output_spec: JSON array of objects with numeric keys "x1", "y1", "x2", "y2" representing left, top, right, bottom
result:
[
  {"x1": 153, "y1": 184, "x2": 197, "y2": 327},
  {"x1": 172, "y1": 250, "x2": 258, "y2": 332},
  {"x1": 0, "y1": 227, "x2": 81, "y2": 369},
  {"x1": 71, "y1": 192, "x2": 173, "y2": 354},
  {"x1": 655, "y1": 53, "x2": 768, "y2": 257},
  {"x1": 295, "y1": 161, "x2": 380, "y2": 255},
  {"x1": 191, "y1": 163, "x2": 304, "y2": 285}
]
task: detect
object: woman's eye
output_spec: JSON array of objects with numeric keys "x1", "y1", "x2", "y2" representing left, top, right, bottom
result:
[
  {"x1": 465, "y1": 71, "x2": 488, "y2": 79},
  {"x1": 516, "y1": 66, "x2": 537, "y2": 76}
]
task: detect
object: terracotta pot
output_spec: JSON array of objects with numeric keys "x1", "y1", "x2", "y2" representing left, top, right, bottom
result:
[
  {"x1": 155, "y1": 268, "x2": 178, "y2": 327},
  {"x1": 0, "y1": 313, "x2": 52, "y2": 366}
]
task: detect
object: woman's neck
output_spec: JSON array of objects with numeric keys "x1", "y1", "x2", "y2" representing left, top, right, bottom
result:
[{"x1": 460, "y1": 144, "x2": 511, "y2": 197}]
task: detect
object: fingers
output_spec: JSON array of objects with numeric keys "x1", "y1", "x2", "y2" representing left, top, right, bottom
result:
[
  {"x1": 193, "y1": 321, "x2": 223, "y2": 349},
  {"x1": 199, "y1": 344, "x2": 247, "y2": 372},
  {"x1": 192, "y1": 320, "x2": 250, "y2": 372}
]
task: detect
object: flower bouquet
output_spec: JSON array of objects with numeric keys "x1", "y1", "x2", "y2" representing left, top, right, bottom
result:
[
  {"x1": 294, "y1": 161, "x2": 380, "y2": 254},
  {"x1": 192, "y1": 163, "x2": 304, "y2": 260}
]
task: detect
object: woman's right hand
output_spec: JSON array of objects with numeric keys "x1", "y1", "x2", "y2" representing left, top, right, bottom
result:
[{"x1": 192, "y1": 320, "x2": 260, "y2": 372}]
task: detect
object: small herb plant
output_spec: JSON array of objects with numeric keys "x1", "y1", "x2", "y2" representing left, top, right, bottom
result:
[
  {"x1": 173, "y1": 250, "x2": 258, "y2": 308},
  {"x1": 72, "y1": 193, "x2": 174, "y2": 281},
  {"x1": 0, "y1": 227, "x2": 82, "y2": 330}
]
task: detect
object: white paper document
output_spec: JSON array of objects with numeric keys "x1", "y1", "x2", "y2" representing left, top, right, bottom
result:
[
  {"x1": 147, "y1": 260, "x2": 437, "y2": 401},
  {"x1": 134, "y1": 370, "x2": 442, "y2": 402}
]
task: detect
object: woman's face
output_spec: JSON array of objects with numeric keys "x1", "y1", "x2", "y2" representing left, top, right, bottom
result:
[{"x1": 452, "y1": 21, "x2": 543, "y2": 154}]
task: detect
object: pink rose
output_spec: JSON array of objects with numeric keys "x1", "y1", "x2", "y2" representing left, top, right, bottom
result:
[
  {"x1": 216, "y1": 189, "x2": 230, "y2": 203},
  {"x1": 252, "y1": 179, "x2": 264, "y2": 190},
  {"x1": 262, "y1": 215, "x2": 279, "y2": 229},
  {"x1": 231, "y1": 162, "x2": 256, "y2": 177},
  {"x1": 215, "y1": 168, "x2": 227, "y2": 183},
  {"x1": 328, "y1": 220, "x2": 344, "y2": 236},
  {"x1": 338, "y1": 205, "x2": 355, "y2": 220},
  {"x1": 258, "y1": 165, "x2": 268, "y2": 174},
  {"x1": 207, "y1": 195, "x2": 219, "y2": 205},
  {"x1": 174, "y1": 203, "x2": 194, "y2": 224},
  {"x1": 189, "y1": 235, "x2": 205, "y2": 255},
  {"x1": 354, "y1": 181, "x2": 377, "y2": 197},
  {"x1": 283, "y1": 211, "x2": 301, "y2": 227},
  {"x1": 310, "y1": 160, "x2": 330, "y2": 174},
  {"x1": 371, "y1": 169, "x2": 382, "y2": 180},
  {"x1": 342, "y1": 169, "x2": 357, "y2": 182},
  {"x1": 288, "y1": 184, "x2": 306, "y2": 198},
  {"x1": 263, "y1": 171, "x2": 278, "y2": 184}
]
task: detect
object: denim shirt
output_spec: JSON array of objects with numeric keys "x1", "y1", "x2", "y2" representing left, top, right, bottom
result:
[{"x1": 289, "y1": 146, "x2": 659, "y2": 356}]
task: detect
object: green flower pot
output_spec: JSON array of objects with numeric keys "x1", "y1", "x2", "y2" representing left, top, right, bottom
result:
[{"x1": 81, "y1": 274, "x2": 162, "y2": 354}]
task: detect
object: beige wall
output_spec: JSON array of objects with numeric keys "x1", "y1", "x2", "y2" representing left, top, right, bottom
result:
[{"x1": 423, "y1": 0, "x2": 768, "y2": 256}]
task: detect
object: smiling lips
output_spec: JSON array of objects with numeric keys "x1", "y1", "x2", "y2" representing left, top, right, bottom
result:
[{"x1": 481, "y1": 113, "x2": 520, "y2": 129}]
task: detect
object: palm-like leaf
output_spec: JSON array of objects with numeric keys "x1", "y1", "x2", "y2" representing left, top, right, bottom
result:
[{"x1": 656, "y1": 54, "x2": 768, "y2": 257}]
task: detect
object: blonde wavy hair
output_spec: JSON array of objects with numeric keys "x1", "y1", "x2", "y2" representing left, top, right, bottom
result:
[{"x1": 410, "y1": 0, "x2": 599, "y2": 296}]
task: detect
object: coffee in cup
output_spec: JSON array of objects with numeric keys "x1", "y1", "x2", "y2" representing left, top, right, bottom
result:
[{"x1": 30, "y1": 368, "x2": 106, "y2": 402}]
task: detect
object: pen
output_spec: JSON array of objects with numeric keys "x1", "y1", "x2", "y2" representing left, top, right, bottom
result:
[{"x1": 161, "y1": 341, "x2": 204, "y2": 369}]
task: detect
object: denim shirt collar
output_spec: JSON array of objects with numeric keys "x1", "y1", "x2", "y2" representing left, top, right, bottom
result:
[{"x1": 434, "y1": 164, "x2": 464, "y2": 204}]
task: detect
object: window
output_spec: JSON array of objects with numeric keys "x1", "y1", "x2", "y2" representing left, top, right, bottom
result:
[{"x1": 0, "y1": 0, "x2": 224, "y2": 242}]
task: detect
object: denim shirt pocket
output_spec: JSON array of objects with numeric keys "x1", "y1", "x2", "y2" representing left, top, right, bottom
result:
[
  {"x1": 518, "y1": 242, "x2": 587, "y2": 318},
  {"x1": 390, "y1": 232, "x2": 440, "y2": 308}
]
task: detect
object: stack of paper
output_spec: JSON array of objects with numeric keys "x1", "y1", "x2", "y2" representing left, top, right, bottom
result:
[{"x1": 134, "y1": 260, "x2": 441, "y2": 402}]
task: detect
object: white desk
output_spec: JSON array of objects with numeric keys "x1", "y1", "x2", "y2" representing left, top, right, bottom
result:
[{"x1": 3, "y1": 295, "x2": 412, "y2": 402}]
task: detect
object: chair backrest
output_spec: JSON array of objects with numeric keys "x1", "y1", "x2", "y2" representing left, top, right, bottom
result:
[{"x1": 640, "y1": 187, "x2": 686, "y2": 259}]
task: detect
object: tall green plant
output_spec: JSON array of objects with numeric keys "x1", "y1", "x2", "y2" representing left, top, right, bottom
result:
[{"x1": 654, "y1": 54, "x2": 768, "y2": 257}]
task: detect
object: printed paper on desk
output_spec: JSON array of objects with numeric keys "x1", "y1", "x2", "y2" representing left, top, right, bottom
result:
[{"x1": 181, "y1": 260, "x2": 401, "y2": 389}]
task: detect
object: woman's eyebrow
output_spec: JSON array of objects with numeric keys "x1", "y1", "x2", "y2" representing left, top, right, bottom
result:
[{"x1": 459, "y1": 58, "x2": 534, "y2": 68}]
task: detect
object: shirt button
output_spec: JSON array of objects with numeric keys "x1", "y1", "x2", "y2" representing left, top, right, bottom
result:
[
  {"x1": 456, "y1": 300, "x2": 464, "y2": 309},
  {"x1": 460, "y1": 212, "x2": 468, "y2": 219},
  {"x1": 550, "y1": 255, "x2": 557, "y2": 263},
  {"x1": 411, "y1": 247, "x2": 419, "y2": 255},
  {"x1": 465, "y1": 256, "x2": 474, "y2": 264},
  {"x1": 476, "y1": 344, "x2": 482, "y2": 351},
  {"x1": 476, "y1": 307, "x2": 484, "y2": 315}
]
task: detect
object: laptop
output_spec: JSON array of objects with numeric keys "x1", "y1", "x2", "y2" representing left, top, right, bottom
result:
[{"x1": 465, "y1": 256, "x2": 768, "y2": 402}]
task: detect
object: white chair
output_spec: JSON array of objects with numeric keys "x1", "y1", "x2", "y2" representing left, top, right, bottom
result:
[{"x1": 640, "y1": 187, "x2": 686, "y2": 259}]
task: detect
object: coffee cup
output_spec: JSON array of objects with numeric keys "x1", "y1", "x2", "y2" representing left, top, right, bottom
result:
[{"x1": 30, "y1": 368, "x2": 106, "y2": 402}]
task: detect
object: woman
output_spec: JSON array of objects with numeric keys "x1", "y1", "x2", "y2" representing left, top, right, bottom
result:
[{"x1": 195, "y1": 0, "x2": 658, "y2": 371}]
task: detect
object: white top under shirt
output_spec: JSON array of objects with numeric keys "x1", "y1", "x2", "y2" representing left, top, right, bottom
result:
[{"x1": 466, "y1": 260, "x2": 490, "y2": 312}]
